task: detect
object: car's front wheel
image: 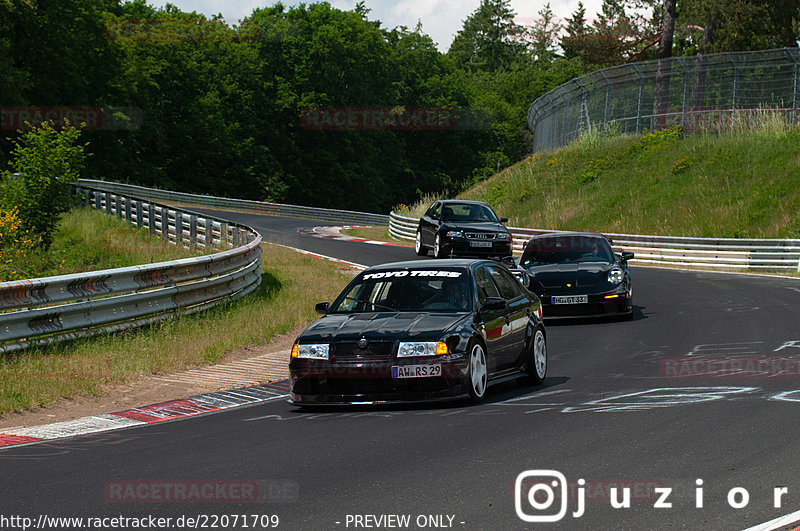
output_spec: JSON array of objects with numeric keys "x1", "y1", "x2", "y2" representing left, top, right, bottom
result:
[
  {"x1": 524, "y1": 328, "x2": 547, "y2": 385},
  {"x1": 434, "y1": 233, "x2": 447, "y2": 258},
  {"x1": 467, "y1": 340, "x2": 488, "y2": 402},
  {"x1": 415, "y1": 231, "x2": 427, "y2": 256}
]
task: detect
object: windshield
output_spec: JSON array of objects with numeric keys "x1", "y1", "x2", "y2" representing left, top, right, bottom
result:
[
  {"x1": 521, "y1": 235, "x2": 615, "y2": 265},
  {"x1": 440, "y1": 203, "x2": 499, "y2": 223},
  {"x1": 330, "y1": 269, "x2": 473, "y2": 313}
]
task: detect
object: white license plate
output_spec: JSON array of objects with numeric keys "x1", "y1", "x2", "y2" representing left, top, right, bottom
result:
[
  {"x1": 552, "y1": 295, "x2": 588, "y2": 304},
  {"x1": 469, "y1": 241, "x2": 492, "y2": 248},
  {"x1": 392, "y1": 364, "x2": 442, "y2": 378}
]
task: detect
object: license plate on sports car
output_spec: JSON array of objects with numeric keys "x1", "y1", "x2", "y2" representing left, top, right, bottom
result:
[
  {"x1": 552, "y1": 295, "x2": 588, "y2": 304},
  {"x1": 469, "y1": 241, "x2": 492, "y2": 248},
  {"x1": 392, "y1": 365, "x2": 442, "y2": 378}
]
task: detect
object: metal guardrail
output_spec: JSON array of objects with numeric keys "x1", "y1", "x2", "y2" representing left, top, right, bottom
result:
[
  {"x1": 76, "y1": 179, "x2": 390, "y2": 226},
  {"x1": 0, "y1": 185, "x2": 263, "y2": 353},
  {"x1": 528, "y1": 47, "x2": 800, "y2": 153},
  {"x1": 389, "y1": 211, "x2": 800, "y2": 271}
]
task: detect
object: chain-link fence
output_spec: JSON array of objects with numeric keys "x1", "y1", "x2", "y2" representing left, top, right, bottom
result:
[{"x1": 528, "y1": 47, "x2": 800, "y2": 152}]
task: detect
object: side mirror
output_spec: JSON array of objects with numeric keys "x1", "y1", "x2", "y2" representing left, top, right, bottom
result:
[
  {"x1": 514, "y1": 271, "x2": 531, "y2": 289},
  {"x1": 314, "y1": 301, "x2": 329, "y2": 315},
  {"x1": 500, "y1": 255, "x2": 516, "y2": 267},
  {"x1": 500, "y1": 217, "x2": 509, "y2": 223},
  {"x1": 621, "y1": 251, "x2": 634, "y2": 261},
  {"x1": 481, "y1": 297, "x2": 507, "y2": 312}
]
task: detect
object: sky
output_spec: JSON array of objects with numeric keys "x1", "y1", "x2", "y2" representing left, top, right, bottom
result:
[{"x1": 149, "y1": 0, "x2": 606, "y2": 52}]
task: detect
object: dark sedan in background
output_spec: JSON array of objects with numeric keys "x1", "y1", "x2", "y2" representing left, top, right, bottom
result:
[
  {"x1": 519, "y1": 232, "x2": 634, "y2": 319},
  {"x1": 415, "y1": 200, "x2": 512, "y2": 259},
  {"x1": 289, "y1": 259, "x2": 546, "y2": 405}
]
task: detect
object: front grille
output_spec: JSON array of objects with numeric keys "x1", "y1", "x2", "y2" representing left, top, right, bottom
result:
[
  {"x1": 332, "y1": 341, "x2": 395, "y2": 361},
  {"x1": 545, "y1": 302, "x2": 607, "y2": 317},
  {"x1": 326, "y1": 378, "x2": 451, "y2": 395},
  {"x1": 465, "y1": 232, "x2": 495, "y2": 240}
]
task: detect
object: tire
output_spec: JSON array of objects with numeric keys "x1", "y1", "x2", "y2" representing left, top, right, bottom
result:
[
  {"x1": 467, "y1": 340, "x2": 488, "y2": 402},
  {"x1": 434, "y1": 233, "x2": 447, "y2": 259},
  {"x1": 415, "y1": 231, "x2": 428, "y2": 256},
  {"x1": 524, "y1": 328, "x2": 547, "y2": 385}
]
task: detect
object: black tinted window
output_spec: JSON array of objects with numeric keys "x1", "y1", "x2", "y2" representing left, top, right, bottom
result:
[
  {"x1": 474, "y1": 267, "x2": 499, "y2": 303},
  {"x1": 522, "y1": 234, "x2": 614, "y2": 265},
  {"x1": 331, "y1": 269, "x2": 472, "y2": 313},
  {"x1": 486, "y1": 266, "x2": 521, "y2": 299},
  {"x1": 440, "y1": 203, "x2": 498, "y2": 222}
]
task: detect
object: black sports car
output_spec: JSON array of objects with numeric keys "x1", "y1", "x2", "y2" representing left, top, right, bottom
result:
[
  {"x1": 415, "y1": 200, "x2": 512, "y2": 259},
  {"x1": 519, "y1": 232, "x2": 634, "y2": 320},
  {"x1": 289, "y1": 259, "x2": 546, "y2": 405}
]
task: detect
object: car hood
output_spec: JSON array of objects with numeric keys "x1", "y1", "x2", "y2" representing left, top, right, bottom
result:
[
  {"x1": 524, "y1": 262, "x2": 614, "y2": 289},
  {"x1": 441, "y1": 221, "x2": 507, "y2": 233},
  {"x1": 298, "y1": 312, "x2": 470, "y2": 342}
]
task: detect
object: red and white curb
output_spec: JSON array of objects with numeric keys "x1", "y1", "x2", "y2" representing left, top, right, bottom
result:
[
  {"x1": 297, "y1": 225, "x2": 410, "y2": 247},
  {"x1": 0, "y1": 381, "x2": 291, "y2": 449}
]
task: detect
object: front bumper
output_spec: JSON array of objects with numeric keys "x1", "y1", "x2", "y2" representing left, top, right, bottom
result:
[
  {"x1": 539, "y1": 288, "x2": 632, "y2": 319},
  {"x1": 440, "y1": 237, "x2": 512, "y2": 257},
  {"x1": 289, "y1": 354, "x2": 470, "y2": 404}
]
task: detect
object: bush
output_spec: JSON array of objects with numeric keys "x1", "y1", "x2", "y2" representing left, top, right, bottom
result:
[
  {"x1": 0, "y1": 121, "x2": 87, "y2": 248},
  {"x1": 0, "y1": 206, "x2": 43, "y2": 281}
]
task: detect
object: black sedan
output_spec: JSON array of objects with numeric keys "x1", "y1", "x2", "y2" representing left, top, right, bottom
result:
[
  {"x1": 289, "y1": 259, "x2": 546, "y2": 405},
  {"x1": 415, "y1": 200, "x2": 512, "y2": 259},
  {"x1": 519, "y1": 232, "x2": 634, "y2": 320}
]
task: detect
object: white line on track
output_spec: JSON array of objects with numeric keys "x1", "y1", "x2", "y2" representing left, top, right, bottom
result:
[{"x1": 741, "y1": 509, "x2": 800, "y2": 531}]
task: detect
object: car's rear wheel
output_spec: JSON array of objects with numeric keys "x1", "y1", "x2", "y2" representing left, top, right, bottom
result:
[
  {"x1": 434, "y1": 234, "x2": 446, "y2": 258},
  {"x1": 415, "y1": 231, "x2": 427, "y2": 256},
  {"x1": 467, "y1": 340, "x2": 487, "y2": 402},
  {"x1": 525, "y1": 328, "x2": 547, "y2": 385}
]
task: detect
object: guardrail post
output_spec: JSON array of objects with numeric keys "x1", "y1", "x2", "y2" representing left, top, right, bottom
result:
[
  {"x1": 220, "y1": 222, "x2": 229, "y2": 248},
  {"x1": 189, "y1": 214, "x2": 197, "y2": 248},
  {"x1": 115, "y1": 195, "x2": 122, "y2": 219},
  {"x1": 124, "y1": 197, "x2": 131, "y2": 224},
  {"x1": 147, "y1": 204, "x2": 155, "y2": 237},
  {"x1": 84, "y1": 188, "x2": 91, "y2": 206},
  {"x1": 160, "y1": 207, "x2": 169, "y2": 243},
  {"x1": 135, "y1": 201, "x2": 143, "y2": 229}
]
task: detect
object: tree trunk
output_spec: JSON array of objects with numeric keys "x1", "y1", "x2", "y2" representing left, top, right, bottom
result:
[
  {"x1": 653, "y1": 0, "x2": 677, "y2": 130},
  {"x1": 688, "y1": 16, "x2": 716, "y2": 130}
]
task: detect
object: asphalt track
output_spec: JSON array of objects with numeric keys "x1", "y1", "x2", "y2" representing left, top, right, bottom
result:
[{"x1": 2, "y1": 210, "x2": 800, "y2": 530}]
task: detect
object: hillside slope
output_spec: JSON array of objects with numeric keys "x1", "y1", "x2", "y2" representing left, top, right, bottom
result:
[{"x1": 451, "y1": 127, "x2": 800, "y2": 238}]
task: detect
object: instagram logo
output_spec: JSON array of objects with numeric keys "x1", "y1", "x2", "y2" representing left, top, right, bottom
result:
[{"x1": 515, "y1": 470, "x2": 571, "y2": 522}]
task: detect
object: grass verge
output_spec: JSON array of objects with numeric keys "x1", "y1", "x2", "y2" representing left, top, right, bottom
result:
[
  {"x1": 0, "y1": 241, "x2": 354, "y2": 415},
  {"x1": 1, "y1": 207, "x2": 212, "y2": 281}
]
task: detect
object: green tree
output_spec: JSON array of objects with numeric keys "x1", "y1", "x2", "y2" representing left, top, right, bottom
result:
[
  {"x1": 1, "y1": 122, "x2": 86, "y2": 248},
  {"x1": 448, "y1": 0, "x2": 527, "y2": 72}
]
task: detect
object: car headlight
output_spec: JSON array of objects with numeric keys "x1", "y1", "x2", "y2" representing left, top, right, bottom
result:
[
  {"x1": 291, "y1": 343, "x2": 329, "y2": 360},
  {"x1": 608, "y1": 268, "x2": 624, "y2": 284},
  {"x1": 397, "y1": 341, "x2": 448, "y2": 357},
  {"x1": 496, "y1": 232, "x2": 510, "y2": 240},
  {"x1": 446, "y1": 230, "x2": 465, "y2": 238}
]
